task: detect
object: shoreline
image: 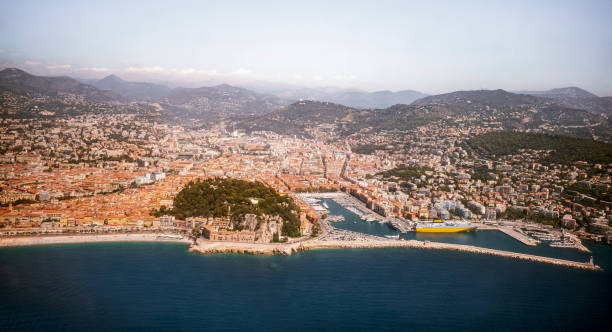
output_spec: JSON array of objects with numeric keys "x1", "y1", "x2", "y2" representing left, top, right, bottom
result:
[
  {"x1": 0, "y1": 234, "x2": 600, "y2": 271},
  {"x1": 0, "y1": 233, "x2": 192, "y2": 247},
  {"x1": 188, "y1": 238, "x2": 601, "y2": 271}
]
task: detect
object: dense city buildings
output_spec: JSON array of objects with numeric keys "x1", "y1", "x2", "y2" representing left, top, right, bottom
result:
[{"x1": 1, "y1": 109, "x2": 611, "y2": 245}]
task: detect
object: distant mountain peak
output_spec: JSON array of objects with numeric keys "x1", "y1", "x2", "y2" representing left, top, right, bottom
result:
[
  {"x1": 544, "y1": 87, "x2": 598, "y2": 98},
  {"x1": 517, "y1": 87, "x2": 598, "y2": 99},
  {"x1": 101, "y1": 74, "x2": 124, "y2": 82},
  {"x1": 0, "y1": 67, "x2": 30, "y2": 78},
  {"x1": 1, "y1": 67, "x2": 26, "y2": 73},
  {"x1": 0, "y1": 67, "x2": 121, "y2": 110}
]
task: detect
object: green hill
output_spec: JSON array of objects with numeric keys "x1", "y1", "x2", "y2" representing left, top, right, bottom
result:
[
  {"x1": 465, "y1": 131, "x2": 612, "y2": 165},
  {"x1": 153, "y1": 178, "x2": 301, "y2": 237}
]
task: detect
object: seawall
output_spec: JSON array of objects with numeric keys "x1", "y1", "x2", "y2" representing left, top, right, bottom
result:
[{"x1": 189, "y1": 238, "x2": 601, "y2": 271}]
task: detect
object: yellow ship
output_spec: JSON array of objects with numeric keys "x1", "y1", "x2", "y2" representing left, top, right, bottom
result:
[{"x1": 415, "y1": 219, "x2": 476, "y2": 233}]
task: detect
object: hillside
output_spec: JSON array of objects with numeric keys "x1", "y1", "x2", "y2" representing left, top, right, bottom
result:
[
  {"x1": 518, "y1": 87, "x2": 598, "y2": 99},
  {"x1": 154, "y1": 178, "x2": 301, "y2": 237},
  {"x1": 516, "y1": 87, "x2": 612, "y2": 116},
  {"x1": 0, "y1": 68, "x2": 135, "y2": 117},
  {"x1": 412, "y1": 89, "x2": 542, "y2": 108},
  {"x1": 90, "y1": 74, "x2": 171, "y2": 101},
  {"x1": 235, "y1": 100, "x2": 453, "y2": 138},
  {"x1": 234, "y1": 89, "x2": 611, "y2": 140},
  {"x1": 464, "y1": 131, "x2": 612, "y2": 165},
  {"x1": 0, "y1": 68, "x2": 291, "y2": 120},
  {"x1": 0, "y1": 68, "x2": 119, "y2": 102},
  {"x1": 410, "y1": 89, "x2": 610, "y2": 139},
  {"x1": 321, "y1": 89, "x2": 427, "y2": 109},
  {"x1": 162, "y1": 84, "x2": 288, "y2": 120},
  {"x1": 235, "y1": 100, "x2": 361, "y2": 136},
  {"x1": 248, "y1": 85, "x2": 427, "y2": 109}
]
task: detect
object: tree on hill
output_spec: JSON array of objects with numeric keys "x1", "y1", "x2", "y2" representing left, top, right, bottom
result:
[
  {"x1": 465, "y1": 131, "x2": 612, "y2": 165},
  {"x1": 157, "y1": 178, "x2": 302, "y2": 237}
]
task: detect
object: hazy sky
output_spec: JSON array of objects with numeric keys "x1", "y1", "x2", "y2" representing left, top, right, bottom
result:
[{"x1": 1, "y1": 0, "x2": 611, "y2": 95}]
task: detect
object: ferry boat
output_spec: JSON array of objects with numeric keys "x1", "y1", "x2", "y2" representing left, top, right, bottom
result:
[{"x1": 415, "y1": 219, "x2": 476, "y2": 233}]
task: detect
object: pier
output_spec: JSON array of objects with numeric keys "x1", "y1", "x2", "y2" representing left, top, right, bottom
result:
[
  {"x1": 189, "y1": 220, "x2": 601, "y2": 271},
  {"x1": 389, "y1": 218, "x2": 412, "y2": 233},
  {"x1": 497, "y1": 226, "x2": 540, "y2": 246},
  {"x1": 189, "y1": 237, "x2": 601, "y2": 271}
]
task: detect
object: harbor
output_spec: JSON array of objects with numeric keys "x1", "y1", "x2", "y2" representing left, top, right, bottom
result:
[
  {"x1": 190, "y1": 198, "x2": 602, "y2": 270},
  {"x1": 296, "y1": 192, "x2": 599, "y2": 268},
  {"x1": 188, "y1": 235, "x2": 601, "y2": 271}
]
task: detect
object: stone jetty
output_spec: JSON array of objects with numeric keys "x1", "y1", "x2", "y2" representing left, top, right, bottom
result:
[{"x1": 189, "y1": 237, "x2": 601, "y2": 271}]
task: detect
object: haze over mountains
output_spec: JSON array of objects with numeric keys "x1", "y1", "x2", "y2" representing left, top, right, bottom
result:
[
  {"x1": 515, "y1": 87, "x2": 612, "y2": 116},
  {"x1": 87, "y1": 74, "x2": 171, "y2": 101},
  {"x1": 246, "y1": 85, "x2": 428, "y2": 109},
  {"x1": 2, "y1": 67, "x2": 611, "y2": 140},
  {"x1": 83, "y1": 73, "x2": 429, "y2": 109},
  {"x1": 235, "y1": 89, "x2": 611, "y2": 140},
  {"x1": 0, "y1": 67, "x2": 120, "y2": 102}
]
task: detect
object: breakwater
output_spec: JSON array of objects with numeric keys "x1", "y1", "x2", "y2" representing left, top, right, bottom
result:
[{"x1": 189, "y1": 238, "x2": 601, "y2": 271}]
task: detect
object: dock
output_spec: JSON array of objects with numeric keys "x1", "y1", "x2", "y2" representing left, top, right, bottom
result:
[
  {"x1": 497, "y1": 227, "x2": 540, "y2": 246},
  {"x1": 389, "y1": 218, "x2": 412, "y2": 233}
]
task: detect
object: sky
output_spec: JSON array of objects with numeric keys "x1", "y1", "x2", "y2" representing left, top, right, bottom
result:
[{"x1": 1, "y1": 0, "x2": 611, "y2": 95}]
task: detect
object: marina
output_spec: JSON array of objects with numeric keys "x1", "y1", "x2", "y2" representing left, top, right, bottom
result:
[{"x1": 298, "y1": 193, "x2": 598, "y2": 264}]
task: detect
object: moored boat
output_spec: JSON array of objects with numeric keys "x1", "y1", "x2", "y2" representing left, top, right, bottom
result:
[{"x1": 415, "y1": 219, "x2": 476, "y2": 233}]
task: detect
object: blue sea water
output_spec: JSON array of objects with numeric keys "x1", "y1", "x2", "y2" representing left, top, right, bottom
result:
[
  {"x1": 1, "y1": 242, "x2": 611, "y2": 331},
  {"x1": 1, "y1": 197, "x2": 611, "y2": 331}
]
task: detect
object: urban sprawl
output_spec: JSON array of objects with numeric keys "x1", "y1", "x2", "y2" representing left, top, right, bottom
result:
[{"x1": 1, "y1": 112, "x2": 611, "y2": 246}]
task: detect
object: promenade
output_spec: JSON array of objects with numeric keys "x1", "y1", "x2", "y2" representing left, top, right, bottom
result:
[{"x1": 0, "y1": 233, "x2": 192, "y2": 247}]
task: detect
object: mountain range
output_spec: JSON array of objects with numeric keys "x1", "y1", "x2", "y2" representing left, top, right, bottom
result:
[
  {"x1": 248, "y1": 86, "x2": 428, "y2": 109},
  {"x1": 0, "y1": 67, "x2": 119, "y2": 102},
  {"x1": 87, "y1": 74, "x2": 171, "y2": 101},
  {"x1": 0, "y1": 68, "x2": 288, "y2": 119},
  {"x1": 515, "y1": 87, "x2": 612, "y2": 116},
  {"x1": 2, "y1": 67, "x2": 611, "y2": 140},
  {"x1": 235, "y1": 89, "x2": 612, "y2": 140}
]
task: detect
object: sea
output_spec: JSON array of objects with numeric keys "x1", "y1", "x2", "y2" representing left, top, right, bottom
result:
[{"x1": 1, "y1": 197, "x2": 611, "y2": 331}]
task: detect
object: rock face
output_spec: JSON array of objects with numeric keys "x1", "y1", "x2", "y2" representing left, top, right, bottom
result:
[
  {"x1": 243, "y1": 213, "x2": 258, "y2": 232},
  {"x1": 189, "y1": 238, "x2": 301, "y2": 255},
  {"x1": 255, "y1": 215, "x2": 283, "y2": 243}
]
